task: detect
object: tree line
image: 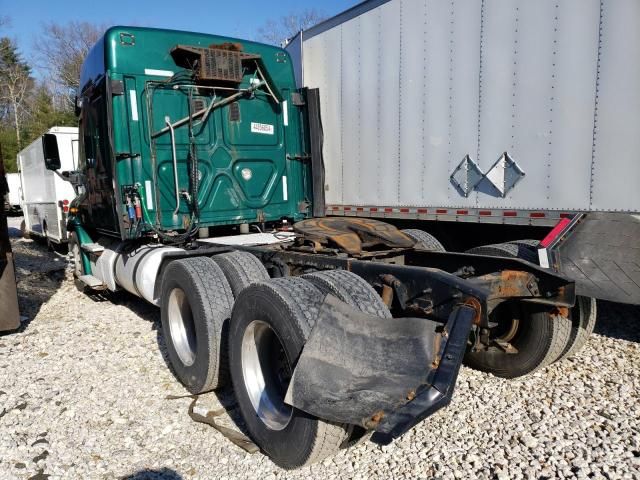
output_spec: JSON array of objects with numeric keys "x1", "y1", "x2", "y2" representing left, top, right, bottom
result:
[
  {"x1": 0, "y1": 10, "x2": 323, "y2": 173},
  {"x1": 0, "y1": 18, "x2": 103, "y2": 172}
]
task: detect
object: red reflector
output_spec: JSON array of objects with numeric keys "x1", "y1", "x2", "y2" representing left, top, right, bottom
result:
[
  {"x1": 436, "y1": 209, "x2": 447, "y2": 214},
  {"x1": 63, "y1": 199, "x2": 70, "y2": 205},
  {"x1": 63, "y1": 206, "x2": 69, "y2": 213},
  {"x1": 530, "y1": 212, "x2": 545, "y2": 218},
  {"x1": 356, "y1": 207, "x2": 364, "y2": 212},
  {"x1": 559, "y1": 213, "x2": 572, "y2": 219},
  {"x1": 503, "y1": 211, "x2": 517, "y2": 217},
  {"x1": 400, "y1": 208, "x2": 410, "y2": 213},
  {"x1": 417, "y1": 208, "x2": 428, "y2": 214},
  {"x1": 479, "y1": 210, "x2": 491, "y2": 216},
  {"x1": 344, "y1": 207, "x2": 352, "y2": 211},
  {"x1": 370, "y1": 207, "x2": 378, "y2": 212},
  {"x1": 540, "y1": 218, "x2": 571, "y2": 248},
  {"x1": 456, "y1": 210, "x2": 468, "y2": 215},
  {"x1": 384, "y1": 208, "x2": 393, "y2": 213},
  {"x1": 332, "y1": 206, "x2": 340, "y2": 211}
]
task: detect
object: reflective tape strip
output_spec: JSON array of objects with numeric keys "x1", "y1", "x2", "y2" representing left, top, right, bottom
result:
[
  {"x1": 540, "y1": 217, "x2": 572, "y2": 248},
  {"x1": 129, "y1": 90, "x2": 138, "y2": 121},
  {"x1": 538, "y1": 248, "x2": 550, "y2": 269},
  {"x1": 324, "y1": 205, "x2": 576, "y2": 227},
  {"x1": 145, "y1": 180, "x2": 154, "y2": 211},
  {"x1": 282, "y1": 100, "x2": 289, "y2": 126},
  {"x1": 144, "y1": 68, "x2": 174, "y2": 77},
  {"x1": 282, "y1": 176, "x2": 288, "y2": 201}
]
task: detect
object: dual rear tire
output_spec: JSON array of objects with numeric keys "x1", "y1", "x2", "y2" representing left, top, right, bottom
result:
[
  {"x1": 160, "y1": 253, "x2": 386, "y2": 468},
  {"x1": 160, "y1": 257, "x2": 233, "y2": 393},
  {"x1": 230, "y1": 270, "x2": 390, "y2": 467}
]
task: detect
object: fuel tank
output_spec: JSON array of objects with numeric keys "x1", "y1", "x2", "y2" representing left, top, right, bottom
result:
[{"x1": 101, "y1": 243, "x2": 183, "y2": 305}]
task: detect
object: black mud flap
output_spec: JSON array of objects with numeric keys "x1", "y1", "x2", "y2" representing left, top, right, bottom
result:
[
  {"x1": 284, "y1": 295, "x2": 475, "y2": 442},
  {"x1": 554, "y1": 213, "x2": 640, "y2": 304}
]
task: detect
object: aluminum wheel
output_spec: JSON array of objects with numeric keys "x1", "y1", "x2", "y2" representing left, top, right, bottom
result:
[
  {"x1": 167, "y1": 288, "x2": 197, "y2": 366},
  {"x1": 241, "y1": 320, "x2": 293, "y2": 431}
]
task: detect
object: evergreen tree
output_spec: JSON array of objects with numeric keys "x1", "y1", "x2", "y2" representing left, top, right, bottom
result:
[{"x1": 0, "y1": 37, "x2": 32, "y2": 171}]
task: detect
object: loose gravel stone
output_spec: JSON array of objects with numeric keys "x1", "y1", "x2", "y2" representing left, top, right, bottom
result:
[{"x1": 1, "y1": 216, "x2": 639, "y2": 479}]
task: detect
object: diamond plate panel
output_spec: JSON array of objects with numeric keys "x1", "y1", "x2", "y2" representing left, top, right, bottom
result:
[
  {"x1": 484, "y1": 152, "x2": 526, "y2": 197},
  {"x1": 450, "y1": 155, "x2": 484, "y2": 197}
]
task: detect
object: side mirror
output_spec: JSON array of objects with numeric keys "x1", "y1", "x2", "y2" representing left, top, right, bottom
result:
[
  {"x1": 74, "y1": 95, "x2": 82, "y2": 117},
  {"x1": 42, "y1": 133, "x2": 61, "y2": 170}
]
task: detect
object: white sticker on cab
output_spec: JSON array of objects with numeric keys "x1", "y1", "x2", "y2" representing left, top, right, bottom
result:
[{"x1": 251, "y1": 122, "x2": 274, "y2": 135}]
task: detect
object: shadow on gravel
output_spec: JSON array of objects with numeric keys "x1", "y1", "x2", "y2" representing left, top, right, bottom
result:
[
  {"x1": 109, "y1": 291, "x2": 175, "y2": 379},
  {"x1": 121, "y1": 467, "x2": 183, "y2": 479},
  {"x1": 110, "y1": 291, "x2": 258, "y2": 456},
  {"x1": 594, "y1": 300, "x2": 640, "y2": 343}
]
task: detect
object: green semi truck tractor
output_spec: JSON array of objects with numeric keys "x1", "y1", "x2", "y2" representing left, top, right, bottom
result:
[{"x1": 45, "y1": 27, "x2": 577, "y2": 468}]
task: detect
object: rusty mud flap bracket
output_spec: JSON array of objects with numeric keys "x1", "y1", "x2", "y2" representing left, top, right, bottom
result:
[{"x1": 284, "y1": 295, "x2": 475, "y2": 443}]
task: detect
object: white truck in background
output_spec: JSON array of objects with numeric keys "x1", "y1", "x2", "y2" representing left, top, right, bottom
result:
[
  {"x1": 286, "y1": 0, "x2": 640, "y2": 306},
  {"x1": 4, "y1": 173, "x2": 21, "y2": 213},
  {"x1": 18, "y1": 126, "x2": 79, "y2": 245}
]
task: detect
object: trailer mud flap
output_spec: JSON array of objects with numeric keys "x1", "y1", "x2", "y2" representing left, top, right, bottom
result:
[
  {"x1": 284, "y1": 295, "x2": 475, "y2": 440},
  {"x1": 550, "y1": 213, "x2": 640, "y2": 304}
]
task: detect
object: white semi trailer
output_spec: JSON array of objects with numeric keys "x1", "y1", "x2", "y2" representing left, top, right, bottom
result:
[
  {"x1": 17, "y1": 126, "x2": 78, "y2": 244},
  {"x1": 287, "y1": 0, "x2": 640, "y2": 306}
]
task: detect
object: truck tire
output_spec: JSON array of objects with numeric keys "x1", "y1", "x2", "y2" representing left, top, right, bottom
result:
[
  {"x1": 507, "y1": 239, "x2": 541, "y2": 264},
  {"x1": 20, "y1": 219, "x2": 30, "y2": 239},
  {"x1": 212, "y1": 250, "x2": 269, "y2": 297},
  {"x1": 229, "y1": 277, "x2": 349, "y2": 469},
  {"x1": 302, "y1": 270, "x2": 391, "y2": 319},
  {"x1": 558, "y1": 296, "x2": 597, "y2": 360},
  {"x1": 160, "y1": 257, "x2": 233, "y2": 394},
  {"x1": 498, "y1": 240, "x2": 598, "y2": 364},
  {"x1": 464, "y1": 303, "x2": 557, "y2": 378},
  {"x1": 467, "y1": 242, "x2": 537, "y2": 264},
  {"x1": 464, "y1": 242, "x2": 572, "y2": 373},
  {"x1": 509, "y1": 239, "x2": 540, "y2": 248},
  {"x1": 68, "y1": 231, "x2": 89, "y2": 293},
  {"x1": 401, "y1": 229, "x2": 446, "y2": 252}
]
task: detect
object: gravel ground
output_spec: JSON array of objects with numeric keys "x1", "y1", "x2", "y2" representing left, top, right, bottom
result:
[{"x1": 1, "y1": 216, "x2": 639, "y2": 479}]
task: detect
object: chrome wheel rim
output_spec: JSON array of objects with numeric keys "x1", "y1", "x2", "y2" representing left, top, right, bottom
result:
[
  {"x1": 167, "y1": 288, "x2": 197, "y2": 366},
  {"x1": 241, "y1": 320, "x2": 293, "y2": 430}
]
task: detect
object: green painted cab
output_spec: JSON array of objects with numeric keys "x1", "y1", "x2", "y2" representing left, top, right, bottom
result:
[{"x1": 75, "y1": 26, "x2": 311, "y2": 239}]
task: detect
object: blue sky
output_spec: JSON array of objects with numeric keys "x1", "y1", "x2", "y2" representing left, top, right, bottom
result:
[{"x1": 1, "y1": 0, "x2": 359, "y2": 70}]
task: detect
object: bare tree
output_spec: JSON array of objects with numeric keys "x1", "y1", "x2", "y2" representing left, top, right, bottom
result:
[
  {"x1": 33, "y1": 21, "x2": 105, "y2": 107},
  {"x1": 0, "y1": 37, "x2": 31, "y2": 151},
  {"x1": 257, "y1": 9, "x2": 326, "y2": 46},
  {"x1": 0, "y1": 64, "x2": 30, "y2": 150}
]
